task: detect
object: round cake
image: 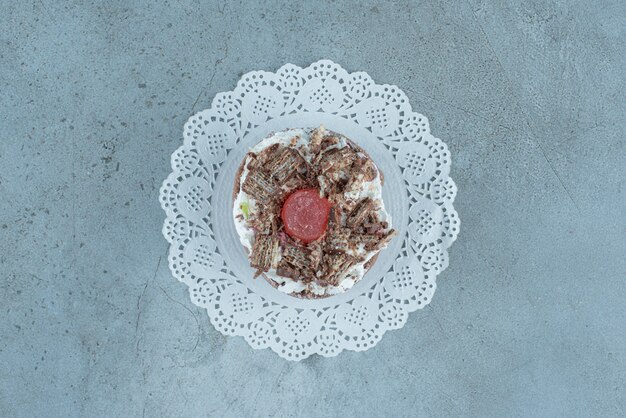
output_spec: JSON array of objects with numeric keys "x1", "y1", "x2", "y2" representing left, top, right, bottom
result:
[{"x1": 232, "y1": 126, "x2": 396, "y2": 298}]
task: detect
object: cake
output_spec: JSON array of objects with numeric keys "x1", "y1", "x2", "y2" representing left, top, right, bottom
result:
[{"x1": 232, "y1": 126, "x2": 396, "y2": 298}]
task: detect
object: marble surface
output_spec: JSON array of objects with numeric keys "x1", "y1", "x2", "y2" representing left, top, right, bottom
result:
[{"x1": 1, "y1": 1, "x2": 624, "y2": 416}]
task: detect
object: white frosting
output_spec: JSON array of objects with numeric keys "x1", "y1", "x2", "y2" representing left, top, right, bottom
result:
[
  {"x1": 233, "y1": 159, "x2": 255, "y2": 252},
  {"x1": 232, "y1": 128, "x2": 393, "y2": 297}
]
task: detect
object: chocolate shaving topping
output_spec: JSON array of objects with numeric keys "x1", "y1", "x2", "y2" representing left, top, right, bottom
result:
[
  {"x1": 343, "y1": 156, "x2": 377, "y2": 195},
  {"x1": 322, "y1": 252, "x2": 357, "y2": 285},
  {"x1": 276, "y1": 264, "x2": 300, "y2": 280},
  {"x1": 372, "y1": 229, "x2": 397, "y2": 251},
  {"x1": 282, "y1": 242, "x2": 311, "y2": 269},
  {"x1": 308, "y1": 240, "x2": 323, "y2": 270},
  {"x1": 319, "y1": 147, "x2": 357, "y2": 176},
  {"x1": 357, "y1": 228, "x2": 397, "y2": 251},
  {"x1": 242, "y1": 169, "x2": 278, "y2": 203},
  {"x1": 327, "y1": 206, "x2": 339, "y2": 227},
  {"x1": 363, "y1": 214, "x2": 387, "y2": 235},
  {"x1": 317, "y1": 175, "x2": 332, "y2": 198},
  {"x1": 249, "y1": 204, "x2": 279, "y2": 234},
  {"x1": 309, "y1": 125, "x2": 325, "y2": 155},
  {"x1": 325, "y1": 227, "x2": 351, "y2": 252},
  {"x1": 250, "y1": 234, "x2": 280, "y2": 275},
  {"x1": 265, "y1": 147, "x2": 306, "y2": 183},
  {"x1": 361, "y1": 158, "x2": 378, "y2": 182},
  {"x1": 248, "y1": 144, "x2": 279, "y2": 170},
  {"x1": 280, "y1": 173, "x2": 309, "y2": 196},
  {"x1": 311, "y1": 136, "x2": 341, "y2": 166},
  {"x1": 239, "y1": 126, "x2": 397, "y2": 295},
  {"x1": 353, "y1": 232, "x2": 385, "y2": 252},
  {"x1": 320, "y1": 135, "x2": 340, "y2": 150},
  {"x1": 347, "y1": 197, "x2": 375, "y2": 228}
]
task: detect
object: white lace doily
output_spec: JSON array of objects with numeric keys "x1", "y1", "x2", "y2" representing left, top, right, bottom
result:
[{"x1": 159, "y1": 60, "x2": 459, "y2": 360}]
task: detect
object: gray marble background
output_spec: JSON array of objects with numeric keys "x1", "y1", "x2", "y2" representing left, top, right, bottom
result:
[{"x1": 1, "y1": 1, "x2": 624, "y2": 416}]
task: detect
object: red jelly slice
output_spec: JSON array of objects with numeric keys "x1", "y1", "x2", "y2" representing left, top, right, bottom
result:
[{"x1": 281, "y1": 189, "x2": 331, "y2": 244}]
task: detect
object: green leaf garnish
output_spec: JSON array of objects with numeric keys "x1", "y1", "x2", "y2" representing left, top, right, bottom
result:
[{"x1": 240, "y1": 201, "x2": 250, "y2": 219}]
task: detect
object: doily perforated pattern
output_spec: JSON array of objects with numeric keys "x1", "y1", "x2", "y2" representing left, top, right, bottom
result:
[{"x1": 159, "y1": 60, "x2": 459, "y2": 360}]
